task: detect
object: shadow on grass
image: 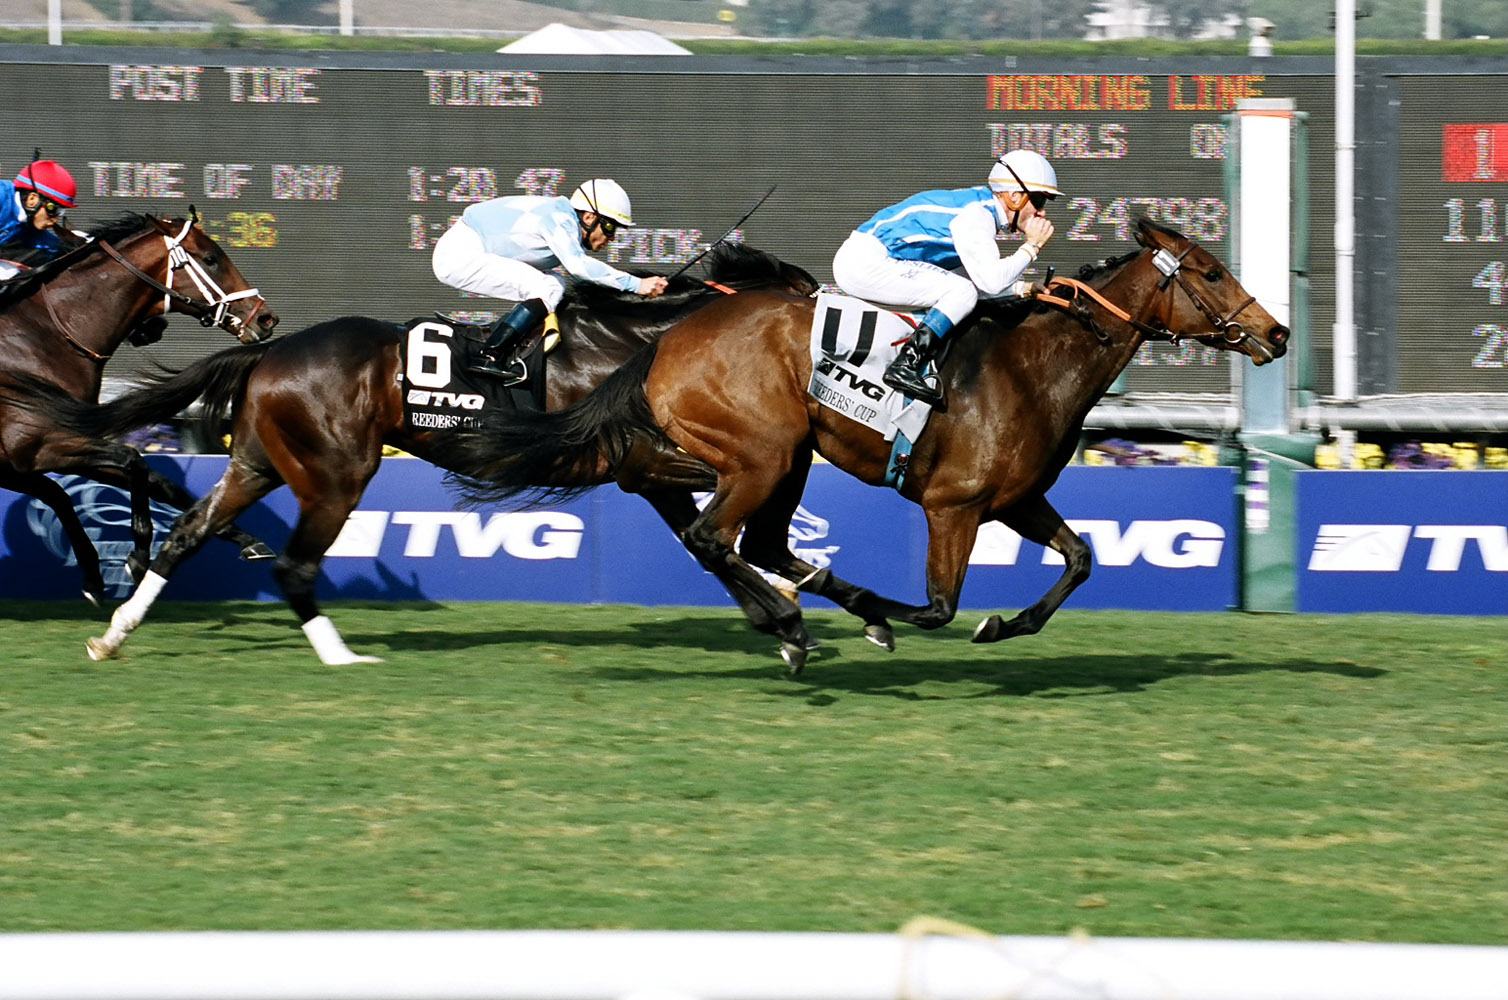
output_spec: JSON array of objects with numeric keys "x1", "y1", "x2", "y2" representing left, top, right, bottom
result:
[
  {"x1": 352, "y1": 610, "x2": 1388, "y2": 699},
  {"x1": 7, "y1": 603, "x2": 1387, "y2": 699}
]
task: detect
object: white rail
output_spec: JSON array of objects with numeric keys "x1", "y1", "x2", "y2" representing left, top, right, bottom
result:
[{"x1": 1, "y1": 929, "x2": 1505, "y2": 1000}]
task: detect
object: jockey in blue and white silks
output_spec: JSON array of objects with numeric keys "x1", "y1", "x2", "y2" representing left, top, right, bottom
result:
[
  {"x1": 832, "y1": 149, "x2": 1061, "y2": 407},
  {"x1": 431, "y1": 179, "x2": 667, "y2": 381}
]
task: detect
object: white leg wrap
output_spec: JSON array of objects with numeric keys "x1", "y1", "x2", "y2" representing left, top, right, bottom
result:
[
  {"x1": 87, "y1": 571, "x2": 169, "y2": 661},
  {"x1": 110, "y1": 570, "x2": 168, "y2": 635},
  {"x1": 301, "y1": 615, "x2": 383, "y2": 665}
]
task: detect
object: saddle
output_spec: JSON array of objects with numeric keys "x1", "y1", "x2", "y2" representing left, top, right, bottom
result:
[{"x1": 396, "y1": 314, "x2": 548, "y2": 432}]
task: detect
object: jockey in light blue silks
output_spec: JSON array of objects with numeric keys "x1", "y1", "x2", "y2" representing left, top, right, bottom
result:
[
  {"x1": 430, "y1": 179, "x2": 668, "y2": 382},
  {"x1": 832, "y1": 149, "x2": 1061, "y2": 407}
]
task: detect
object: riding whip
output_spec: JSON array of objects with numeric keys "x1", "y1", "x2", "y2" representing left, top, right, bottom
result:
[{"x1": 667, "y1": 183, "x2": 777, "y2": 281}]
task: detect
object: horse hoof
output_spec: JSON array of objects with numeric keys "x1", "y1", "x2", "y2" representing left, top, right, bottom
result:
[
  {"x1": 241, "y1": 542, "x2": 276, "y2": 562},
  {"x1": 972, "y1": 615, "x2": 1003, "y2": 643},
  {"x1": 319, "y1": 652, "x2": 385, "y2": 666},
  {"x1": 85, "y1": 637, "x2": 117, "y2": 662},
  {"x1": 779, "y1": 641, "x2": 808, "y2": 676},
  {"x1": 83, "y1": 589, "x2": 104, "y2": 609},
  {"x1": 803, "y1": 635, "x2": 822, "y2": 651},
  {"x1": 864, "y1": 624, "x2": 895, "y2": 652}
]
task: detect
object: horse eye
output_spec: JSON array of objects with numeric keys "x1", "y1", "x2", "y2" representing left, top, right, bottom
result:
[{"x1": 1204, "y1": 267, "x2": 1223, "y2": 282}]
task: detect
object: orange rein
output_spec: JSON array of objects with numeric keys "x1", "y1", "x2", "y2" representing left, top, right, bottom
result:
[{"x1": 1032, "y1": 276, "x2": 1133, "y2": 324}]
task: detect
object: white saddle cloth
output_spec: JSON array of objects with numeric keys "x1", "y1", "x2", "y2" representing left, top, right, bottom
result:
[{"x1": 806, "y1": 292, "x2": 934, "y2": 442}]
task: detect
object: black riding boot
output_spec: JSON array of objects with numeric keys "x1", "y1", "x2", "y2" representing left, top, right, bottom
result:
[
  {"x1": 470, "y1": 298, "x2": 549, "y2": 381},
  {"x1": 883, "y1": 322, "x2": 945, "y2": 407}
]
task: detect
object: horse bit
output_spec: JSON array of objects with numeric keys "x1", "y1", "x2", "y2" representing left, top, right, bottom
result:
[
  {"x1": 1037, "y1": 245, "x2": 1255, "y2": 349},
  {"x1": 44, "y1": 219, "x2": 265, "y2": 361}
]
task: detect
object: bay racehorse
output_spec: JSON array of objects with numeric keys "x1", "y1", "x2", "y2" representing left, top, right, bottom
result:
[
  {"x1": 436, "y1": 218, "x2": 1291, "y2": 672},
  {"x1": 0, "y1": 212, "x2": 278, "y2": 603},
  {"x1": 18, "y1": 244, "x2": 833, "y2": 663}
]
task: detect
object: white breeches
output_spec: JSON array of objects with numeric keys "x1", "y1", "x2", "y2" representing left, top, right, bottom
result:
[
  {"x1": 831, "y1": 231, "x2": 978, "y2": 327},
  {"x1": 431, "y1": 221, "x2": 566, "y2": 310}
]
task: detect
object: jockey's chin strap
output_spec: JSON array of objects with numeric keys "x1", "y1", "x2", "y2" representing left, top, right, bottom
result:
[
  {"x1": 98, "y1": 219, "x2": 265, "y2": 335},
  {"x1": 1034, "y1": 245, "x2": 1255, "y2": 348}
]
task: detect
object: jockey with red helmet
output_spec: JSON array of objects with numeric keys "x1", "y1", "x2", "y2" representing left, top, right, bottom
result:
[{"x1": 1, "y1": 159, "x2": 78, "y2": 259}]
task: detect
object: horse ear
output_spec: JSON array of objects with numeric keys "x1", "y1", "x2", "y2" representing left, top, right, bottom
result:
[
  {"x1": 1133, "y1": 216, "x2": 1156, "y2": 248},
  {"x1": 189, "y1": 204, "x2": 201, "y2": 224}
]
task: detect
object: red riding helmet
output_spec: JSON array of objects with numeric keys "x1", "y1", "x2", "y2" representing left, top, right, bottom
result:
[{"x1": 15, "y1": 160, "x2": 78, "y2": 209}]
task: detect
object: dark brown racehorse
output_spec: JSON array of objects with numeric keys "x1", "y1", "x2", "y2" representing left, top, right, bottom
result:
[
  {"x1": 18, "y1": 244, "x2": 820, "y2": 663},
  {"x1": 438, "y1": 218, "x2": 1291, "y2": 671},
  {"x1": 0, "y1": 212, "x2": 278, "y2": 603}
]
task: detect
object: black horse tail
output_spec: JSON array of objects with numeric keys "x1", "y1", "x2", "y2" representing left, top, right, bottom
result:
[
  {"x1": 0, "y1": 340, "x2": 274, "y2": 441},
  {"x1": 437, "y1": 343, "x2": 674, "y2": 509}
]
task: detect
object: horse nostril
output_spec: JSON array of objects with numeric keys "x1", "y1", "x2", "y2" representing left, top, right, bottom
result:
[{"x1": 1270, "y1": 326, "x2": 1290, "y2": 345}]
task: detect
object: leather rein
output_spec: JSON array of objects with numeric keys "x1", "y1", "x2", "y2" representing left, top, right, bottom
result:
[{"x1": 1034, "y1": 245, "x2": 1255, "y2": 349}]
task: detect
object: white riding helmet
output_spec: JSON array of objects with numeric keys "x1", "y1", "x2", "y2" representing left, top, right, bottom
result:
[
  {"x1": 569, "y1": 179, "x2": 634, "y2": 226},
  {"x1": 988, "y1": 149, "x2": 1062, "y2": 197}
]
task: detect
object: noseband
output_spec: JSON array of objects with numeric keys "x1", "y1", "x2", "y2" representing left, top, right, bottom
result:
[{"x1": 1147, "y1": 246, "x2": 1255, "y2": 347}]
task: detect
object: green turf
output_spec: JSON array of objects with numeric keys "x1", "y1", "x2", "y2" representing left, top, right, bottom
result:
[{"x1": 1, "y1": 601, "x2": 1503, "y2": 942}]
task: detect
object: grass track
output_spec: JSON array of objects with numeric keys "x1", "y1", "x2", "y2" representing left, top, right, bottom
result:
[{"x1": 2, "y1": 601, "x2": 1504, "y2": 942}]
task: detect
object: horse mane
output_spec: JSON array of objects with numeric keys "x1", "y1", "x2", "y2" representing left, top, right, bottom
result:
[
  {"x1": 0, "y1": 213, "x2": 162, "y2": 310},
  {"x1": 559, "y1": 243, "x2": 818, "y2": 326}
]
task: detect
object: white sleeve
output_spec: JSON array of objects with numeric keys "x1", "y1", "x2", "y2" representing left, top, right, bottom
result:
[
  {"x1": 951, "y1": 201, "x2": 1038, "y2": 296},
  {"x1": 541, "y1": 215, "x2": 640, "y2": 293}
]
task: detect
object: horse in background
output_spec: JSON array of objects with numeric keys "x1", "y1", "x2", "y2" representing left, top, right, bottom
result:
[
  {"x1": 0, "y1": 212, "x2": 278, "y2": 604},
  {"x1": 437, "y1": 218, "x2": 1291, "y2": 671}
]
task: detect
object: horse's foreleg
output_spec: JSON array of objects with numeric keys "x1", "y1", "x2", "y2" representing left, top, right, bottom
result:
[
  {"x1": 972, "y1": 496, "x2": 1091, "y2": 644},
  {"x1": 87, "y1": 463, "x2": 275, "y2": 661},
  {"x1": 0, "y1": 469, "x2": 107, "y2": 606},
  {"x1": 899, "y1": 504, "x2": 980, "y2": 631},
  {"x1": 25, "y1": 438, "x2": 160, "y2": 587},
  {"x1": 122, "y1": 450, "x2": 154, "y2": 584}
]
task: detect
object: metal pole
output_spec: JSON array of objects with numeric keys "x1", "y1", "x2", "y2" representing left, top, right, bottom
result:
[
  {"x1": 1424, "y1": 0, "x2": 1442, "y2": 40},
  {"x1": 1334, "y1": 0, "x2": 1357, "y2": 401},
  {"x1": 47, "y1": 0, "x2": 61, "y2": 44}
]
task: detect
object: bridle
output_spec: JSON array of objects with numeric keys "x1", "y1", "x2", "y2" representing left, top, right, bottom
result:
[
  {"x1": 1036, "y1": 243, "x2": 1256, "y2": 349},
  {"x1": 99, "y1": 218, "x2": 267, "y2": 336}
]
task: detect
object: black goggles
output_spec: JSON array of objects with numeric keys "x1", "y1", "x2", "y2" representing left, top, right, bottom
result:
[
  {"x1": 597, "y1": 216, "x2": 619, "y2": 239},
  {"x1": 1027, "y1": 191, "x2": 1053, "y2": 211},
  {"x1": 37, "y1": 200, "x2": 66, "y2": 219}
]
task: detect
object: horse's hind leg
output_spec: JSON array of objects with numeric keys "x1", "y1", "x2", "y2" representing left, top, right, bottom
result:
[
  {"x1": 640, "y1": 488, "x2": 790, "y2": 638},
  {"x1": 0, "y1": 469, "x2": 107, "y2": 606},
  {"x1": 142, "y1": 467, "x2": 274, "y2": 561},
  {"x1": 734, "y1": 449, "x2": 898, "y2": 652},
  {"x1": 971, "y1": 494, "x2": 1091, "y2": 644},
  {"x1": 681, "y1": 477, "x2": 816, "y2": 673},
  {"x1": 87, "y1": 461, "x2": 280, "y2": 661}
]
